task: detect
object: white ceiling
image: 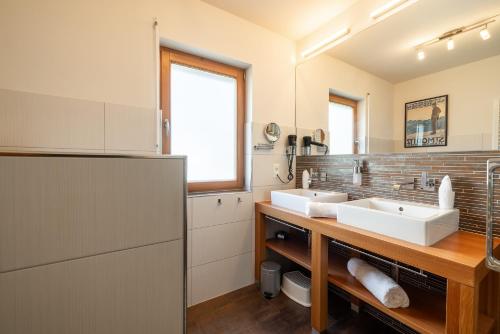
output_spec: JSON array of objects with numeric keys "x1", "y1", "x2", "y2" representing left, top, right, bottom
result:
[
  {"x1": 202, "y1": 0, "x2": 500, "y2": 83},
  {"x1": 201, "y1": 0, "x2": 359, "y2": 40},
  {"x1": 326, "y1": 0, "x2": 500, "y2": 83}
]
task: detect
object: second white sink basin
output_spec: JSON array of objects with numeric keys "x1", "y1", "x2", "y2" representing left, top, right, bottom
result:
[
  {"x1": 336, "y1": 198, "x2": 459, "y2": 246},
  {"x1": 271, "y1": 189, "x2": 348, "y2": 215}
]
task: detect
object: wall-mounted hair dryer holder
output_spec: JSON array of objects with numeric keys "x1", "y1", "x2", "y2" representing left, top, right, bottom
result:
[{"x1": 302, "y1": 136, "x2": 329, "y2": 156}]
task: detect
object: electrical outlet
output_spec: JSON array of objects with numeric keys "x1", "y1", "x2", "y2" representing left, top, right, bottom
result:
[{"x1": 273, "y1": 163, "x2": 280, "y2": 176}]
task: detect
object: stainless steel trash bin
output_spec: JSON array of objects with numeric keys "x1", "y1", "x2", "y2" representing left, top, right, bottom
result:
[{"x1": 260, "y1": 261, "x2": 281, "y2": 299}]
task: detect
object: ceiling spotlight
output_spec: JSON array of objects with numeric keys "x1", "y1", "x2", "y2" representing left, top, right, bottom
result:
[
  {"x1": 417, "y1": 49, "x2": 425, "y2": 61},
  {"x1": 480, "y1": 25, "x2": 491, "y2": 40},
  {"x1": 447, "y1": 38, "x2": 455, "y2": 50}
]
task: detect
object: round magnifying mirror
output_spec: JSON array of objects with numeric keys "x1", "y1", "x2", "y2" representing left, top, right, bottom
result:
[
  {"x1": 264, "y1": 123, "x2": 281, "y2": 143},
  {"x1": 313, "y1": 129, "x2": 326, "y2": 144}
]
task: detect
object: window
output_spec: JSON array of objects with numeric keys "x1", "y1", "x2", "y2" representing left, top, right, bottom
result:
[
  {"x1": 160, "y1": 48, "x2": 245, "y2": 192},
  {"x1": 329, "y1": 94, "x2": 358, "y2": 154}
]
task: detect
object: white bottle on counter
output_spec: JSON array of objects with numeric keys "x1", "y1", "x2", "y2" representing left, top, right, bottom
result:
[
  {"x1": 353, "y1": 159, "x2": 362, "y2": 186},
  {"x1": 302, "y1": 169, "x2": 310, "y2": 189},
  {"x1": 439, "y1": 175, "x2": 455, "y2": 209}
]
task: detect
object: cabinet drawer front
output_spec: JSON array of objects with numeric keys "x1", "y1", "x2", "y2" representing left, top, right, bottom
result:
[
  {"x1": 191, "y1": 219, "x2": 252, "y2": 267},
  {"x1": 191, "y1": 252, "x2": 253, "y2": 305},
  {"x1": 192, "y1": 192, "x2": 252, "y2": 228},
  {"x1": 233, "y1": 193, "x2": 253, "y2": 222},
  {"x1": 0, "y1": 156, "x2": 185, "y2": 272},
  {"x1": 0, "y1": 241, "x2": 184, "y2": 334},
  {"x1": 192, "y1": 194, "x2": 233, "y2": 228}
]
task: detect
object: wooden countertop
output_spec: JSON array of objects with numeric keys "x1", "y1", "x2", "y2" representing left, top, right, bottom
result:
[{"x1": 256, "y1": 201, "x2": 500, "y2": 287}]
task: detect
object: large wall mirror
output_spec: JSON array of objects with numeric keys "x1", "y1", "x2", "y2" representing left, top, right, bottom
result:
[{"x1": 295, "y1": 0, "x2": 500, "y2": 155}]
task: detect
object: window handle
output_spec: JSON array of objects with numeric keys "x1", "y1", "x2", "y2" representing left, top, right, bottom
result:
[{"x1": 163, "y1": 118, "x2": 170, "y2": 137}]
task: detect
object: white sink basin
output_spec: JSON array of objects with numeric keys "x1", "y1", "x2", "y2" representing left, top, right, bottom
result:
[
  {"x1": 336, "y1": 198, "x2": 459, "y2": 246},
  {"x1": 271, "y1": 189, "x2": 348, "y2": 215}
]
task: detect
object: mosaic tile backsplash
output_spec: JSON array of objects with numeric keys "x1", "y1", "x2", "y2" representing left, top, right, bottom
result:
[{"x1": 296, "y1": 151, "x2": 500, "y2": 237}]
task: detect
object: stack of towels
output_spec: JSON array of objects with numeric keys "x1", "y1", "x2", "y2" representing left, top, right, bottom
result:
[
  {"x1": 305, "y1": 202, "x2": 338, "y2": 218},
  {"x1": 347, "y1": 258, "x2": 410, "y2": 309}
]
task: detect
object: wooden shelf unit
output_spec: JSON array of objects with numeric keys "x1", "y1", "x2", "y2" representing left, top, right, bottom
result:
[
  {"x1": 266, "y1": 237, "x2": 447, "y2": 334},
  {"x1": 256, "y1": 201, "x2": 500, "y2": 334}
]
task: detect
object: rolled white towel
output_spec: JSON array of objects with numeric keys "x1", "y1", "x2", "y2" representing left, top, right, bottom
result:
[
  {"x1": 305, "y1": 202, "x2": 338, "y2": 218},
  {"x1": 347, "y1": 258, "x2": 410, "y2": 309}
]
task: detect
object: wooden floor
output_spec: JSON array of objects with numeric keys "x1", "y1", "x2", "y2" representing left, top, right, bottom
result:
[{"x1": 187, "y1": 285, "x2": 399, "y2": 334}]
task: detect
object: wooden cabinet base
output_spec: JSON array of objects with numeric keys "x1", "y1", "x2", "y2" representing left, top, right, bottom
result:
[
  {"x1": 311, "y1": 232, "x2": 328, "y2": 333},
  {"x1": 256, "y1": 202, "x2": 500, "y2": 334}
]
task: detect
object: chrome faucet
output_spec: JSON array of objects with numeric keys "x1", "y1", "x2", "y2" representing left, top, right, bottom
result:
[
  {"x1": 392, "y1": 179, "x2": 415, "y2": 191},
  {"x1": 393, "y1": 172, "x2": 436, "y2": 191},
  {"x1": 308, "y1": 168, "x2": 327, "y2": 185},
  {"x1": 419, "y1": 172, "x2": 436, "y2": 191}
]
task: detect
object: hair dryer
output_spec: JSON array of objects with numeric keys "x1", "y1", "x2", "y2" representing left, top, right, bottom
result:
[
  {"x1": 303, "y1": 136, "x2": 329, "y2": 155},
  {"x1": 277, "y1": 135, "x2": 297, "y2": 184}
]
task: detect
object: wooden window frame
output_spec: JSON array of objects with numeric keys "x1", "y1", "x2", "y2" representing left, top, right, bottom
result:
[
  {"x1": 329, "y1": 94, "x2": 358, "y2": 154},
  {"x1": 160, "y1": 47, "x2": 245, "y2": 193}
]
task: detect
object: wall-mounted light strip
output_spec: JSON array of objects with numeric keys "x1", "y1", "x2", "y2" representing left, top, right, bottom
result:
[
  {"x1": 301, "y1": 28, "x2": 351, "y2": 59},
  {"x1": 370, "y1": 0, "x2": 413, "y2": 20}
]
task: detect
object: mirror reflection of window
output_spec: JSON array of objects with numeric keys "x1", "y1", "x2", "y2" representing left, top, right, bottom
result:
[{"x1": 328, "y1": 95, "x2": 358, "y2": 154}]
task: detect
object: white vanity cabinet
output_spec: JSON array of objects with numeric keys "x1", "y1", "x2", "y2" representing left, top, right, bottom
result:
[{"x1": 188, "y1": 192, "x2": 253, "y2": 305}]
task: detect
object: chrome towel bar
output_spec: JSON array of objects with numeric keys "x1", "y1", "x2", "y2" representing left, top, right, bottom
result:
[
  {"x1": 263, "y1": 214, "x2": 428, "y2": 278},
  {"x1": 264, "y1": 215, "x2": 307, "y2": 233},
  {"x1": 330, "y1": 239, "x2": 428, "y2": 278},
  {"x1": 486, "y1": 159, "x2": 500, "y2": 272}
]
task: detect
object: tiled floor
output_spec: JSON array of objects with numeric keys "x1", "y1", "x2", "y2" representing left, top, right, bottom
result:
[{"x1": 187, "y1": 284, "x2": 399, "y2": 334}]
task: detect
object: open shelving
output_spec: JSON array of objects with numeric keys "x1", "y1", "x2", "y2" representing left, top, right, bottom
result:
[{"x1": 266, "y1": 237, "x2": 494, "y2": 334}]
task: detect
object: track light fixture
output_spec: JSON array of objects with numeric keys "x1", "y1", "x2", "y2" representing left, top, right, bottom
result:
[{"x1": 414, "y1": 15, "x2": 497, "y2": 61}]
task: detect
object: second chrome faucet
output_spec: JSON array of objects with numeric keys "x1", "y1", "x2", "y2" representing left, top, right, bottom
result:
[{"x1": 393, "y1": 172, "x2": 436, "y2": 191}]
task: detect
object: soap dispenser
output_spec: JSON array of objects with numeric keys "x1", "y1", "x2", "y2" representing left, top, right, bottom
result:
[{"x1": 353, "y1": 160, "x2": 362, "y2": 186}]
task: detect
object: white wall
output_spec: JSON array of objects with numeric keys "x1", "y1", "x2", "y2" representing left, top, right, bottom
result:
[
  {"x1": 393, "y1": 54, "x2": 500, "y2": 152},
  {"x1": 0, "y1": 0, "x2": 297, "y2": 305},
  {"x1": 296, "y1": 54, "x2": 395, "y2": 153},
  {"x1": 0, "y1": 0, "x2": 296, "y2": 182},
  {"x1": 0, "y1": 0, "x2": 295, "y2": 126}
]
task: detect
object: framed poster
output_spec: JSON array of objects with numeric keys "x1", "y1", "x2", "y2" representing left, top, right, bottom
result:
[{"x1": 405, "y1": 95, "x2": 448, "y2": 148}]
